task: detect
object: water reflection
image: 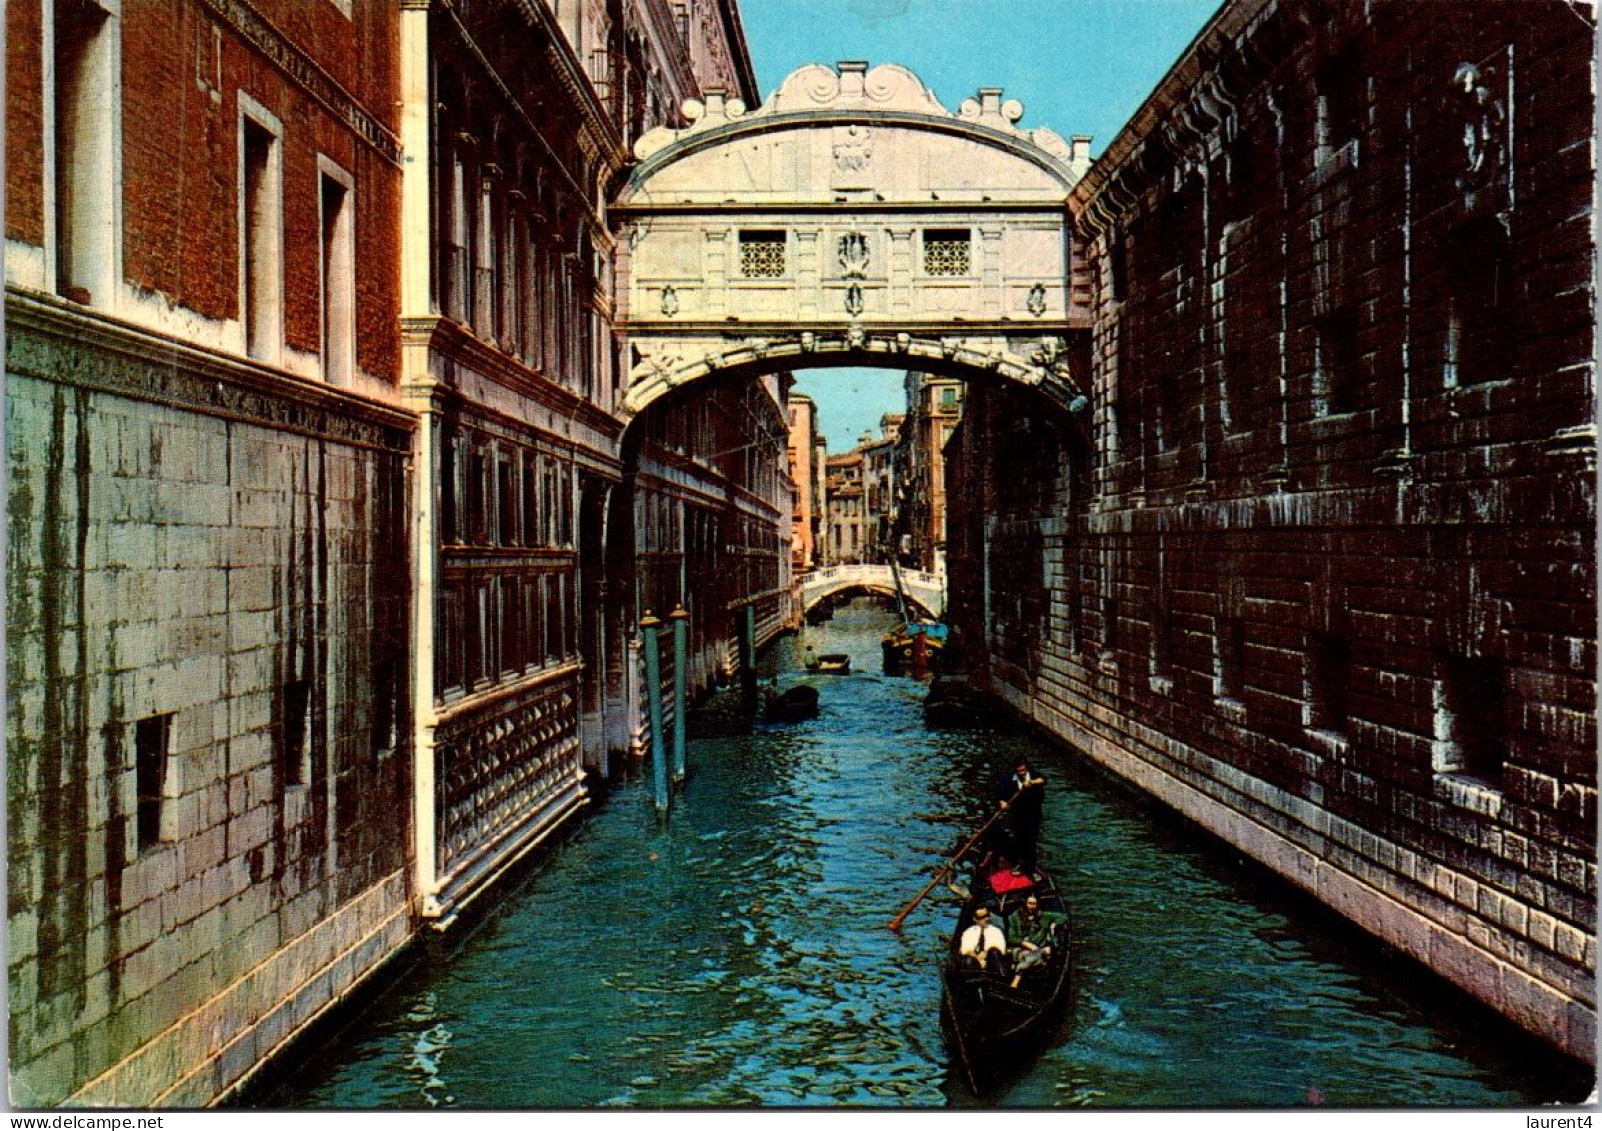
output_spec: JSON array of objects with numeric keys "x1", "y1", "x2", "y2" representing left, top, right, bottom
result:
[{"x1": 270, "y1": 600, "x2": 1589, "y2": 1109}]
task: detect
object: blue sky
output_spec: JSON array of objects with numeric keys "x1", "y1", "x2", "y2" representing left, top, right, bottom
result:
[{"x1": 737, "y1": 0, "x2": 1220, "y2": 449}]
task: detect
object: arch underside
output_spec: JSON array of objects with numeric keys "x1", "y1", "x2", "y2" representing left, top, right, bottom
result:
[
  {"x1": 803, "y1": 582, "x2": 938, "y2": 621},
  {"x1": 622, "y1": 329, "x2": 1085, "y2": 421}
]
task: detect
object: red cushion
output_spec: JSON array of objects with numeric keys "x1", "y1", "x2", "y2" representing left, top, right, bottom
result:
[{"x1": 987, "y1": 869, "x2": 1035, "y2": 894}]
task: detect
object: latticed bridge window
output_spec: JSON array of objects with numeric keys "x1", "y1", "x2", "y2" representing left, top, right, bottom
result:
[
  {"x1": 739, "y1": 230, "x2": 787, "y2": 278},
  {"x1": 923, "y1": 229, "x2": 971, "y2": 276}
]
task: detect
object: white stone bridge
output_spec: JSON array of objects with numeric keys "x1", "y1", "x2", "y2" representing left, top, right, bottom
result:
[{"x1": 799, "y1": 563, "x2": 944, "y2": 620}]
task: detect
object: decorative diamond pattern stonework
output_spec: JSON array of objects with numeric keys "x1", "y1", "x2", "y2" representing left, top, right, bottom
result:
[
  {"x1": 740, "y1": 233, "x2": 787, "y2": 278},
  {"x1": 924, "y1": 236, "x2": 971, "y2": 276}
]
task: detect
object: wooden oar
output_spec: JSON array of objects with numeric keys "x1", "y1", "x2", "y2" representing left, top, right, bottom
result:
[{"x1": 886, "y1": 787, "x2": 1023, "y2": 931}]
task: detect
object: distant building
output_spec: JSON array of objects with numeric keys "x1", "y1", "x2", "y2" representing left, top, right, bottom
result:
[
  {"x1": 786, "y1": 392, "x2": 824, "y2": 571},
  {"x1": 898, "y1": 373, "x2": 964, "y2": 572},
  {"x1": 825, "y1": 448, "x2": 867, "y2": 564},
  {"x1": 862, "y1": 414, "x2": 903, "y2": 562}
]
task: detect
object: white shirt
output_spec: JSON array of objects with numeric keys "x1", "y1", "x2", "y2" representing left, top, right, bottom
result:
[{"x1": 960, "y1": 920, "x2": 1006, "y2": 956}]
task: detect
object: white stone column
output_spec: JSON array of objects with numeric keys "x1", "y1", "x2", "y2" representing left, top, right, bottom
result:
[
  {"x1": 399, "y1": 0, "x2": 440, "y2": 910},
  {"x1": 399, "y1": 1, "x2": 434, "y2": 316}
]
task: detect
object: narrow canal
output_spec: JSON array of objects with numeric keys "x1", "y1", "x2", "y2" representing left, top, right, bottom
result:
[{"x1": 271, "y1": 601, "x2": 1589, "y2": 1108}]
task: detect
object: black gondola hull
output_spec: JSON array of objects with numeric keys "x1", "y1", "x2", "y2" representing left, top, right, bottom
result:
[{"x1": 939, "y1": 867, "x2": 1072, "y2": 1094}]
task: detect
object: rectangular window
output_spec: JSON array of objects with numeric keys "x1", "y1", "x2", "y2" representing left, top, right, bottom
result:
[
  {"x1": 1103, "y1": 596, "x2": 1121, "y2": 658},
  {"x1": 53, "y1": 0, "x2": 116, "y2": 305},
  {"x1": 1316, "y1": 39, "x2": 1364, "y2": 160},
  {"x1": 522, "y1": 459, "x2": 539, "y2": 548},
  {"x1": 739, "y1": 230, "x2": 786, "y2": 278},
  {"x1": 281, "y1": 680, "x2": 311, "y2": 787},
  {"x1": 135, "y1": 713, "x2": 173, "y2": 850},
  {"x1": 467, "y1": 447, "x2": 488, "y2": 544},
  {"x1": 1307, "y1": 631, "x2": 1352, "y2": 735},
  {"x1": 1109, "y1": 231, "x2": 1129, "y2": 303},
  {"x1": 1445, "y1": 217, "x2": 1513, "y2": 388},
  {"x1": 1435, "y1": 654, "x2": 1507, "y2": 783},
  {"x1": 1314, "y1": 305, "x2": 1364, "y2": 416},
  {"x1": 319, "y1": 165, "x2": 355, "y2": 383},
  {"x1": 241, "y1": 107, "x2": 283, "y2": 361},
  {"x1": 1216, "y1": 615, "x2": 1245, "y2": 701},
  {"x1": 923, "y1": 229, "x2": 971, "y2": 276},
  {"x1": 498, "y1": 455, "x2": 518, "y2": 546}
]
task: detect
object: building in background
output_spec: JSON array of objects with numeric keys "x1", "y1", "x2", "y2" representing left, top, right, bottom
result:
[
  {"x1": 898, "y1": 373, "x2": 963, "y2": 573},
  {"x1": 861, "y1": 414, "x2": 903, "y2": 564},
  {"x1": 824, "y1": 447, "x2": 867, "y2": 564},
  {"x1": 785, "y1": 391, "x2": 824, "y2": 571}
]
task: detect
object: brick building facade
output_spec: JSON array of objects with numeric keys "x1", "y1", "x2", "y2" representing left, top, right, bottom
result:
[
  {"x1": 6, "y1": 0, "x2": 413, "y2": 1105},
  {"x1": 8, "y1": 0, "x2": 777, "y2": 1106},
  {"x1": 948, "y1": 0, "x2": 1596, "y2": 1058}
]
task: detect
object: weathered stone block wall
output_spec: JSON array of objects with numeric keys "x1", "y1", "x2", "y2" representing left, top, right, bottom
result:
[
  {"x1": 953, "y1": 0, "x2": 1596, "y2": 1061},
  {"x1": 6, "y1": 300, "x2": 416, "y2": 1105}
]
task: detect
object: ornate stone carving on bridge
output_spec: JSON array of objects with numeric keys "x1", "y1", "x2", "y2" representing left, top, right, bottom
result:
[{"x1": 615, "y1": 61, "x2": 1094, "y2": 422}]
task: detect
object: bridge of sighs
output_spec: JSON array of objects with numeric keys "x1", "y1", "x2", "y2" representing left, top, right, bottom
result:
[{"x1": 610, "y1": 61, "x2": 1097, "y2": 419}]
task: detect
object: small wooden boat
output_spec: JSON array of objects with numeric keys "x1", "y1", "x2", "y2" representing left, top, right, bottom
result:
[
  {"x1": 923, "y1": 675, "x2": 997, "y2": 729},
  {"x1": 764, "y1": 683, "x2": 819, "y2": 722},
  {"x1": 940, "y1": 862, "x2": 1072, "y2": 1094},
  {"x1": 806, "y1": 652, "x2": 851, "y2": 674}
]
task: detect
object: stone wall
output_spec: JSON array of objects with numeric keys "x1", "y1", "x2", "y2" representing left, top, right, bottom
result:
[
  {"x1": 951, "y1": 0, "x2": 1596, "y2": 1061},
  {"x1": 6, "y1": 298, "x2": 416, "y2": 1105}
]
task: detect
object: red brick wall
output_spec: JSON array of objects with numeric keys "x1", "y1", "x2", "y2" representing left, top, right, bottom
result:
[
  {"x1": 955, "y1": 0, "x2": 1597, "y2": 1058},
  {"x1": 6, "y1": 0, "x2": 45, "y2": 245},
  {"x1": 119, "y1": 0, "x2": 399, "y2": 378},
  {"x1": 6, "y1": 0, "x2": 400, "y2": 381}
]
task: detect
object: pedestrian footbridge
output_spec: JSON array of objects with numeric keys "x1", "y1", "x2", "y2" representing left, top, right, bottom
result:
[{"x1": 800, "y1": 564, "x2": 943, "y2": 621}]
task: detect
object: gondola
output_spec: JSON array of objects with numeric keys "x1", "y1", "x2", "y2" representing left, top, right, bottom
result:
[
  {"x1": 940, "y1": 861, "x2": 1072, "y2": 1094},
  {"x1": 923, "y1": 675, "x2": 998, "y2": 729},
  {"x1": 764, "y1": 682, "x2": 819, "y2": 722}
]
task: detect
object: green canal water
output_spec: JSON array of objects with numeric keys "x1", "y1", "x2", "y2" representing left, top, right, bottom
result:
[{"x1": 267, "y1": 601, "x2": 1592, "y2": 1108}]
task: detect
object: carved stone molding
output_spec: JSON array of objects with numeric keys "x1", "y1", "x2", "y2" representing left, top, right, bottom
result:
[
  {"x1": 194, "y1": 0, "x2": 401, "y2": 165},
  {"x1": 7, "y1": 291, "x2": 414, "y2": 450}
]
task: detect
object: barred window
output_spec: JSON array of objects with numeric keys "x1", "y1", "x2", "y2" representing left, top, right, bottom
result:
[
  {"x1": 739, "y1": 230, "x2": 786, "y2": 278},
  {"x1": 923, "y1": 229, "x2": 971, "y2": 276}
]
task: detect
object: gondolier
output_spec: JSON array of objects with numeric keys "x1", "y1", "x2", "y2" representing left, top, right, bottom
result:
[{"x1": 995, "y1": 756, "x2": 1046, "y2": 875}]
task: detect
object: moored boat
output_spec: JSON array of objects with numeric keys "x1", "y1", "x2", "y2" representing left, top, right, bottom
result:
[
  {"x1": 764, "y1": 683, "x2": 820, "y2": 722},
  {"x1": 940, "y1": 863, "x2": 1072, "y2": 1094},
  {"x1": 882, "y1": 619, "x2": 947, "y2": 675},
  {"x1": 923, "y1": 675, "x2": 999, "y2": 729}
]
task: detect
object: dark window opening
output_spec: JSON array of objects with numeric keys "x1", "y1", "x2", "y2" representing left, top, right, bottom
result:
[
  {"x1": 1446, "y1": 218, "x2": 1514, "y2": 387},
  {"x1": 1218, "y1": 615, "x2": 1245, "y2": 700},
  {"x1": 281, "y1": 680, "x2": 311, "y2": 786},
  {"x1": 1103, "y1": 596, "x2": 1121, "y2": 658},
  {"x1": 1316, "y1": 39, "x2": 1365, "y2": 157},
  {"x1": 1315, "y1": 304, "x2": 1364, "y2": 416},
  {"x1": 439, "y1": 427, "x2": 459, "y2": 543},
  {"x1": 1308, "y1": 631, "x2": 1352, "y2": 734},
  {"x1": 135, "y1": 713, "x2": 173, "y2": 850},
  {"x1": 1109, "y1": 232, "x2": 1129, "y2": 302},
  {"x1": 1438, "y1": 654, "x2": 1507, "y2": 783},
  {"x1": 467, "y1": 448, "x2": 488, "y2": 544},
  {"x1": 498, "y1": 456, "x2": 518, "y2": 546}
]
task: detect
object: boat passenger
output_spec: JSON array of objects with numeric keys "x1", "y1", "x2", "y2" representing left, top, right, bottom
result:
[
  {"x1": 957, "y1": 907, "x2": 1008, "y2": 976},
  {"x1": 1007, "y1": 894, "x2": 1063, "y2": 985}
]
